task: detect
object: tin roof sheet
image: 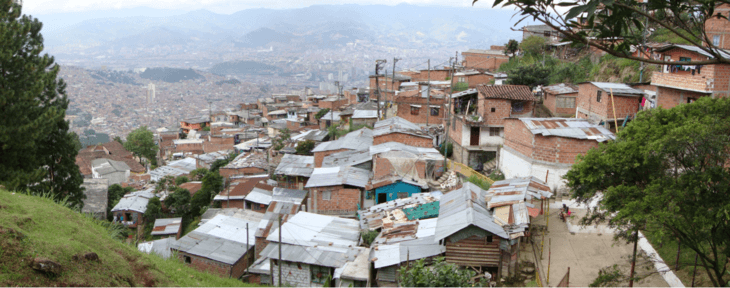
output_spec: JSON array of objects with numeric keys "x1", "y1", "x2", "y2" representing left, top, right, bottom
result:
[
  {"x1": 312, "y1": 128, "x2": 373, "y2": 152},
  {"x1": 369, "y1": 142, "x2": 442, "y2": 159},
  {"x1": 150, "y1": 158, "x2": 197, "y2": 182},
  {"x1": 266, "y1": 211, "x2": 360, "y2": 248},
  {"x1": 434, "y1": 182, "x2": 509, "y2": 241},
  {"x1": 222, "y1": 152, "x2": 268, "y2": 170},
  {"x1": 151, "y1": 218, "x2": 182, "y2": 236},
  {"x1": 274, "y1": 154, "x2": 314, "y2": 177},
  {"x1": 273, "y1": 187, "x2": 308, "y2": 203},
  {"x1": 519, "y1": 118, "x2": 616, "y2": 142},
  {"x1": 371, "y1": 234, "x2": 445, "y2": 268},
  {"x1": 260, "y1": 243, "x2": 362, "y2": 268},
  {"x1": 171, "y1": 214, "x2": 259, "y2": 265},
  {"x1": 138, "y1": 237, "x2": 175, "y2": 259},
  {"x1": 321, "y1": 111, "x2": 342, "y2": 121},
  {"x1": 321, "y1": 150, "x2": 372, "y2": 168},
  {"x1": 352, "y1": 110, "x2": 378, "y2": 119},
  {"x1": 305, "y1": 166, "x2": 370, "y2": 188},
  {"x1": 373, "y1": 117, "x2": 432, "y2": 139},
  {"x1": 591, "y1": 82, "x2": 645, "y2": 96},
  {"x1": 655, "y1": 44, "x2": 730, "y2": 59},
  {"x1": 543, "y1": 83, "x2": 578, "y2": 95},
  {"x1": 245, "y1": 187, "x2": 273, "y2": 205},
  {"x1": 111, "y1": 189, "x2": 154, "y2": 213}
]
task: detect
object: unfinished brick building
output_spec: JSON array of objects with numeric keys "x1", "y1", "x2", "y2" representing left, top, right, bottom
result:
[
  {"x1": 448, "y1": 85, "x2": 535, "y2": 168},
  {"x1": 372, "y1": 117, "x2": 433, "y2": 148},
  {"x1": 542, "y1": 83, "x2": 578, "y2": 117},
  {"x1": 500, "y1": 118, "x2": 615, "y2": 193},
  {"x1": 575, "y1": 82, "x2": 645, "y2": 129},
  {"x1": 461, "y1": 48, "x2": 509, "y2": 71},
  {"x1": 394, "y1": 90, "x2": 447, "y2": 126},
  {"x1": 218, "y1": 152, "x2": 268, "y2": 178},
  {"x1": 305, "y1": 166, "x2": 370, "y2": 216}
]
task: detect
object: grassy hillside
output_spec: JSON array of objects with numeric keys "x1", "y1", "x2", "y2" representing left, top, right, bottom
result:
[{"x1": 0, "y1": 190, "x2": 254, "y2": 287}]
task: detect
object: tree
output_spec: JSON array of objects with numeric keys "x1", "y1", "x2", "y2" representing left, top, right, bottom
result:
[
  {"x1": 165, "y1": 187, "x2": 191, "y2": 216},
  {"x1": 315, "y1": 108, "x2": 330, "y2": 124},
  {"x1": 504, "y1": 39, "x2": 520, "y2": 58},
  {"x1": 113, "y1": 136, "x2": 124, "y2": 145},
  {"x1": 476, "y1": 0, "x2": 729, "y2": 65},
  {"x1": 189, "y1": 189, "x2": 211, "y2": 218},
  {"x1": 295, "y1": 140, "x2": 316, "y2": 155},
  {"x1": 155, "y1": 175, "x2": 176, "y2": 192},
  {"x1": 175, "y1": 175, "x2": 189, "y2": 186},
  {"x1": 124, "y1": 126, "x2": 157, "y2": 166},
  {"x1": 398, "y1": 257, "x2": 488, "y2": 287},
  {"x1": 144, "y1": 197, "x2": 162, "y2": 220},
  {"x1": 519, "y1": 36, "x2": 546, "y2": 56},
  {"x1": 201, "y1": 171, "x2": 224, "y2": 201},
  {"x1": 564, "y1": 97, "x2": 730, "y2": 287},
  {"x1": 189, "y1": 168, "x2": 209, "y2": 181},
  {"x1": 0, "y1": 0, "x2": 85, "y2": 207},
  {"x1": 506, "y1": 64, "x2": 551, "y2": 88},
  {"x1": 70, "y1": 132, "x2": 83, "y2": 151}
]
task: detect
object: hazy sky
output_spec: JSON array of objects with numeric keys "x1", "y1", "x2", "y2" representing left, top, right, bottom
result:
[{"x1": 24, "y1": 0, "x2": 503, "y2": 15}]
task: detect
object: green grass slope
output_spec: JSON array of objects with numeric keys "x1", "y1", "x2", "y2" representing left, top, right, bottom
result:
[{"x1": 0, "y1": 191, "x2": 255, "y2": 287}]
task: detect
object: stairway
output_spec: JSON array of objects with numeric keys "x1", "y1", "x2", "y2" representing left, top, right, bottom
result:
[
  {"x1": 430, "y1": 170, "x2": 458, "y2": 191},
  {"x1": 482, "y1": 159, "x2": 497, "y2": 173}
]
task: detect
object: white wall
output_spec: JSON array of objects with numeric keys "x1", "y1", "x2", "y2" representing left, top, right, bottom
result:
[
  {"x1": 479, "y1": 128, "x2": 504, "y2": 146},
  {"x1": 499, "y1": 148, "x2": 571, "y2": 193}
]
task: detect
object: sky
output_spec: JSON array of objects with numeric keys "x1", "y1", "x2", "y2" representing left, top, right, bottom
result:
[{"x1": 23, "y1": 0, "x2": 503, "y2": 15}]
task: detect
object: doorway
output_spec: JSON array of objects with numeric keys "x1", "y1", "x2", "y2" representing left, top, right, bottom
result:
[
  {"x1": 470, "y1": 127, "x2": 480, "y2": 146},
  {"x1": 377, "y1": 193, "x2": 387, "y2": 204}
]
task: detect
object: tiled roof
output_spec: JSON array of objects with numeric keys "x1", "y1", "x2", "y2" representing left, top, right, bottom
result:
[{"x1": 477, "y1": 85, "x2": 535, "y2": 101}]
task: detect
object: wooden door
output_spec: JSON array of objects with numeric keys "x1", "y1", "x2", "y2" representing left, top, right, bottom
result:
[{"x1": 470, "y1": 127, "x2": 480, "y2": 146}]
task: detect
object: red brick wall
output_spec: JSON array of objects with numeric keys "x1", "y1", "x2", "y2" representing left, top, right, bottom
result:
[
  {"x1": 314, "y1": 148, "x2": 348, "y2": 167},
  {"x1": 395, "y1": 96, "x2": 446, "y2": 125},
  {"x1": 239, "y1": 103, "x2": 258, "y2": 110},
  {"x1": 208, "y1": 136, "x2": 234, "y2": 145},
  {"x1": 286, "y1": 120, "x2": 301, "y2": 131},
  {"x1": 219, "y1": 167, "x2": 267, "y2": 178},
  {"x1": 319, "y1": 99, "x2": 349, "y2": 110},
  {"x1": 373, "y1": 133, "x2": 433, "y2": 148},
  {"x1": 706, "y1": 4, "x2": 730, "y2": 49},
  {"x1": 175, "y1": 250, "x2": 251, "y2": 279},
  {"x1": 462, "y1": 53, "x2": 509, "y2": 70},
  {"x1": 482, "y1": 98, "x2": 514, "y2": 126},
  {"x1": 220, "y1": 199, "x2": 244, "y2": 209},
  {"x1": 448, "y1": 116, "x2": 465, "y2": 146},
  {"x1": 465, "y1": 74, "x2": 494, "y2": 88},
  {"x1": 656, "y1": 86, "x2": 710, "y2": 109},
  {"x1": 313, "y1": 185, "x2": 361, "y2": 215},
  {"x1": 504, "y1": 118, "x2": 600, "y2": 164},
  {"x1": 576, "y1": 83, "x2": 639, "y2": 120}
]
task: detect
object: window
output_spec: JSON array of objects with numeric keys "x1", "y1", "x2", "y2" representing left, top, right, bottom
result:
[
  {"x1": 544, "y1": 31, "x2": 551, "y2": 37},
  {"x1": 596, "y1": 90, "x2": 602, "y2": 103},
  {"x1": 397, "y1": 192, "x2": 408, "y2": 199},
  {"x1": 311, "y1": 265, "x2": 330, "y2": 284},
  {"x1": 556, "y1": 97, "x2": 576, "y2": 109},
  {"x1": 184, "y1": 256, "x2": 191, "y2": 264},
  {"x1": 713, "y1": 35, "x2": 721, "y2": 46},
  {"x1": 490, "y1": 107, "x2": 496, "y2": 113},
  {"x1": 458, "y1": 77, "x2": 466, "y2": 83},
  {"x1": 430, "y1": 107, "x2": 440, "y2": 116},
  {"x1": 321, "y1": 191, "x2": 331, "y2": 201},
  {"x1": 680, "y1": 57, "x2": 692, "y2": 62},
  {"x1": 489, "y1": 127, "x2": 501, "y2": 137},
  {"x1": 410, "y1": 106, "x2": 420, "y2": 115},
  {"x1": 487, "y1": 235, "x2": 494, "y2": 243}
]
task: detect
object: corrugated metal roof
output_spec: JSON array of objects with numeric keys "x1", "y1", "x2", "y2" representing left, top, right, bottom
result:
[
  {"x1": 321, "y1": 150, "x2": 372, "y2": 168},
  {"x1": 199, "y1": 208, "x2": 264, "y2": 226},
  {"x1": 487, "y1": 177, "x2": 552, "y2": 208},
  {"x1": 543, "y1": 83, "x2": 578, "y2": 95},
  {"x1": 171, "y1": 214, "x2": 259, "y2": 265},
  {"x1": 274, "y1": 154, "x2": 314, "y2": 177},
  {"x1": 321, "y1": 111, "x2": 342, "y2": 121},
  {"x1": 434, "y1": 182, "x2": 509, "y2": 241},
  {"x1": 371, "y1": 234, "x2": 445, "y2": 268},
  {"x1": 261, "y1": 243, "x2": 362, "y2": 268},
  {"x1": 373, "y1": 117, "x2": 432, "y2": 139},
  {"x1": 151, "y1": 218, "x2": 182, "y2": 236},
  {"x1": 655, "y1": 44, "x2": 730, "y2": 59},
  {"x1": 222, "y1": 152, "x2": 268, "y2": 170},
  {"x1": 312, "y1": 128, "x2": 373, "y2": 153},
  {"x1": 591, "y1": 82, "x2": 645, "y2": 96},
  {"x1": 245, "y1": 187, "x2": 273, "y2": 205},
  {"x1": 369, "y1": 142, "x2": 442, "y2": 160},
  {"x1": 150, "y1": 158, "x2": 197, "y2": 182},
  {"x1": 273, "y1": 187, "x2": 308, "y2": 204},
  {"x1": 352, "y1": 110, "x2": 378, "y2": 119},
  {"x1": 111, "y1": 189, "x2": 155, "y2": 213},
  {"x1": 359, "y1": 192, "x2": 441, "y2": 230},
  {"x1": 305, "y1": 166, "x2": 370, "y2": 188},
  {"x1": 519, "y1": 118, "x2": 616, "y2": 142},
  {"x1": 451, "y1": 88, "x2": 478, "y2": 98},
  {"x1": 138, "y1": 237, "x2": 175, "y2": 259}
]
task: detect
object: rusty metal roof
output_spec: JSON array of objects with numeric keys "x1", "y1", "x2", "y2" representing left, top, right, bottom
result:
[
  {"x1": 476, "y1": 84, "x2": 536, "y2": 101},
  {"x1": 519, "y1": 118, "x2": 615, "y2": 142},
  {"x1": 274, "y1": 154, "x2": 314, "y2": 177},
  {"x1": 543, "y1": 83, "x2": 578, "y2": 95}
]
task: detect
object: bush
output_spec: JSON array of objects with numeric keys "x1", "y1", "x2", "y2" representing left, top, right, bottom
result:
[
  {"x1": 295, "y1": 140, "x2": 316, "y2": 155},
  {"x1": 361, "y1": 230, "x2": 379, "y2": 247},
  {"x1": 315, "y1": 108, "x2": 330, "y2": 120},
  {"x1": 466, "y1": 175, "x2": 491, "y2": 191},
  {"x1": 175, "y1": 176, "x2": 189, "y2": 186},
  {"x1": 439, "y1": 142, "x2": 453, "y2": 158}
]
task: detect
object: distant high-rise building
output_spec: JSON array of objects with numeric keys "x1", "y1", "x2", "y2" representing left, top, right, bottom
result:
[{"x1": 147, "y1": 83, "x2": 156, "y2": 104}]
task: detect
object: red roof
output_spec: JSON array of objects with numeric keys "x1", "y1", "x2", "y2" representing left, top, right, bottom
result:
[{"x1": 476, "y1": 84, "x2": 536, "y2": 101}]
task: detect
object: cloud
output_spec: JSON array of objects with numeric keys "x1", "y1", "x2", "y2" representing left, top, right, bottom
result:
[{"x1": 23, "y1": 0, "x2": 504, "y2": 15}]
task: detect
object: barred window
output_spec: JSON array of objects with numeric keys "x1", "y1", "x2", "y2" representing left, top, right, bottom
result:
[
  {"x1": 556, "y1": 97, "x2": 576, "y2": 109},
  {"x1": 411, "y1": 106, "x2": 420, "y2": 115},
  {"x1": 321, "y1": 191, "x2": 331, "y2": 201}
]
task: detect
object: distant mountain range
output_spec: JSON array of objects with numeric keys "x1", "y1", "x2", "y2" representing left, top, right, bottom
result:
[{"x1": 37, "y1": 4, "x2": 531, "y2": 53}]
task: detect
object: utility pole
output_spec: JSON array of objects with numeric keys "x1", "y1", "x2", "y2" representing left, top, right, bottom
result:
[
  {"x1": 246, "y1": 222, "x2": 249, "y2": 276},
  {"x1": 444, "y1": 52, "x2": 457, "y2": 170},
  {"x1": 426, "y1": 59, "x2": 431, "y2": 126},
  {"x1": 639, "y1": 1, "x2": 649, "y2": 83},
  {"x1": 278, "y1": 214, "x2": 282, "y2": 287},
  {"x1": 375, "y1": 60, "x2": 387, "y2": 120},
  {"x1": 386, "y1": 57, "x2": 400, "y2": 119}
]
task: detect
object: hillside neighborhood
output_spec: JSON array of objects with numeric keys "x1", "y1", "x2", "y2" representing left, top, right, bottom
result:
[{"x1": 4, "y1": 0, "x2": 730, "y2": 287}]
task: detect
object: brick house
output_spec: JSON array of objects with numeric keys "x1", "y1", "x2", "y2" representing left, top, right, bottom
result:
[
  {"x1": 705, "y1": 4, "x2": 730, "y2": 49},
  {"x1": 214, "y1": 175, "x2": 269, "y2": 209},
  {"x1": 372, "y1": 117, "x2": 433, "y2": 148},
  {"x1": 219, "y1": 152, "x2": 269, "y2": 178},
  {"x1": 394, "y1": 90, "x2": 447, "y2": 126},
  {"x1": 150, "y1": 217, "x2": 182, "y2": 240},
  {"x1": 305, "y1": 166, "x2": 370, "y2": 217},
  {"x1": 172, "y1": 139, "x2": 204, "y2": 157},
  {"x1": 274, "y1": 154, "x2": 314, "y2": 190},
  {"x1": 650, "y1": 44, "x2": 730, "y2": 109},
  {"x1": 312, "y1": 128, "x2": 373, "y2": 167},
  {"x1": 542, "y1": 83, "x2": 579, "y2": 116},
  {"x1": 462, "y1": 49, "x2": 510, "y2": 71},
  {"x1": 111, "y1": 189, "x2": 155, "y2": 228},
  {"x1": 500, "y1": 118, "x2": 615, "y2": 193},
  {"x1": 448, "y1": 85, "x2": 536, "y2": 168},
  {"x1": 351, "y1": 110, "x2": 378, "y2": 127},
  {"x1": 575, "y1": 82, "x2": 645, "y2": 129},
  {"x1": 259, "y1": 212, "x2": 369, "y2": 287},
  {"x1": 318, "y1": 111, "x2": 341, "y2": 130},
  {"x1": 454, "y1": 70, "x2": 496, "y2": 88},
  {"x1": 180, "y1": 117, "x2": 210, "y2": 134},
  {"x1": 369, "y1": 73, "x2": 412, "y2": 101},
  {"x1": 171, "y1": 214, "x2": 258, "y2": 279}
]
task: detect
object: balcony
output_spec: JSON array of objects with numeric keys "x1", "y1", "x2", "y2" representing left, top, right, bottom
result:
[{"x1": 651, "y1": 70, "x2": 714, "y2": 93}]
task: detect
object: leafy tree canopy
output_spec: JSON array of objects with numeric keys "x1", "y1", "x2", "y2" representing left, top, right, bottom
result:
[
  {"x1": 175, "y1": 176, "x2": 189, "y2": 186},
  {"x1": 124, "y1": 126, "x2": 157, "y2": 165},
  {"x1": 564, "y1": 97, "x2": 730, "y2": 287},
  {"x1": 295, "y1": 140, "x2": 316, "y2": 155},
  {"x1": 505, "y1": 39, "x2": 519, "y2": 57},
  {"x1": 398, "y1": 257, "x2": 489, "y2": 287},
  {"x1": 506, "y1": 64, "x2": 551, "y2": 89},
  {"x1": 476, "y1": 0, "x2": 728, "y2": 65},
  {"x1": 201, "y1": 171, "x2": 224, "y2": 201},
  {"x1": 0, "y1": 1, "x2": 85, "y2": 207},
  {"x1": 189, "y1": 168, "x2": 209, "y2": 181},
  {"x1": 144, "y1": 197, "x2": 162, "y2": 221},
  {"x1": 519, "y1": 35, "x2": 546, "y2": 56},
  {"x1": 165, "y1": 188, "x2": 191, "y2": 216},
  {"x1": 315, "y1": 108, "x2": 330, "y2": 120}
]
